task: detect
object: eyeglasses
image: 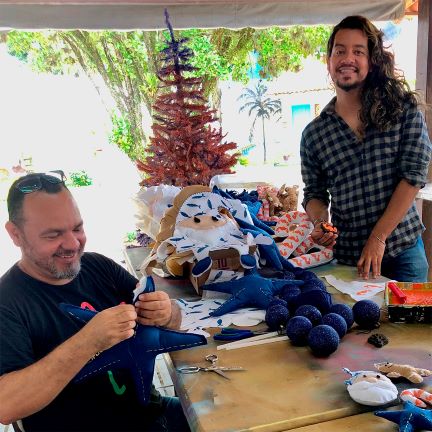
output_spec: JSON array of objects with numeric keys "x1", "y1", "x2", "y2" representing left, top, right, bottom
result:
[{"x1": 15, "y1": 170, "x2": 67, "y2": 194}]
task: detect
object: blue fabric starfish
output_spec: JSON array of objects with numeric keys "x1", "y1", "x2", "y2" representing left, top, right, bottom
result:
[
  {"x1": 59, "y1": 278, "x2": 207, "y2": 405},
  {"x1": 374, "y1": 401, "x2": 432, "y2": 432},
  {"x1": 203, "y1": 272, "x2": 304, "y2": 316}
]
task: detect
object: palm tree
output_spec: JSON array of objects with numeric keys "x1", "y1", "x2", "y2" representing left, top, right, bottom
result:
[{"x1": 238, "y1": 81, "x2": 282, "y2": 163}]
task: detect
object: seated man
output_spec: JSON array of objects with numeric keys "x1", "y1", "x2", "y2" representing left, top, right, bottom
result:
[{"x1": 0, "y1": 172, "x2": 188, "y2": 432}]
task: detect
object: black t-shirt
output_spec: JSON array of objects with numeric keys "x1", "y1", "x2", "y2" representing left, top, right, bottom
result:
[{"x1": 0, "y1": 252, "x2": 163, "y2": 431}]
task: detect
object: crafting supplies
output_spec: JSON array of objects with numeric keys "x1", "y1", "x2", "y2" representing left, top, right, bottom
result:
[
  {"x1": 216, "y1": 330, "x2": 288, "y2": 351},
  {"x1": 177, "y1": 353, "x2": 245, "y2": 379},
  {"x1": 385, "y1": 281, "x2": 432, "y2": 323},
  {"x1": 213, "y1": 328, "x2": 269, "y2": 341}
]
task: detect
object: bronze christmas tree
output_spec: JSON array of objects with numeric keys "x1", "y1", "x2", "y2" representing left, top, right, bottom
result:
[{"x1": 137, "y1": 10, "x2": 239, "y2": 187}]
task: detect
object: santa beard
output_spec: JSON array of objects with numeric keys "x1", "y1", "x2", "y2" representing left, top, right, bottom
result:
[
  {"x1": 347, "y1": 379, "x2": 398, "y2": 406},
  {"x1": 179, "y1": 219, "x2": 244, "y2": 247}
]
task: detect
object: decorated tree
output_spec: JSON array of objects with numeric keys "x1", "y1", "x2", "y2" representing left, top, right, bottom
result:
[{"x1": 136, "y1": 11, "x2": 239, "y2": 187}]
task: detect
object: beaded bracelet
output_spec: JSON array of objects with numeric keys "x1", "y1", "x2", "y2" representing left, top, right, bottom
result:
[{"x1": 374, "y1": 235, "x2": 386, "y2": 246}]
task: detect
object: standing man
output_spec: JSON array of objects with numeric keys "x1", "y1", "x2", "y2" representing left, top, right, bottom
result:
[
  {"x1": 301, "y1": 15, "x2": 431, "y2": 281},
  {"x1": 0, "y1": 172, "x2": 188, "y2": 431}
]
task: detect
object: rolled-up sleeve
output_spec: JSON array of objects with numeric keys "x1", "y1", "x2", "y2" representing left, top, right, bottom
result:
[
  {"x1": 399, "y1": 107, "x2": 432, "y2": 188},
  {"x1": 300, "y1": 129, "x2": 330, "y2": 210}
]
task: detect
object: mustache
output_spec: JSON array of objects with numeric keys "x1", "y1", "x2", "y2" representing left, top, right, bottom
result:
[
  {"x1": 337, "y1": 64, "x2": 359, "y2": 72},
  {"x1": 54, "y1": 247, "x2": 83, "y2": 256}
]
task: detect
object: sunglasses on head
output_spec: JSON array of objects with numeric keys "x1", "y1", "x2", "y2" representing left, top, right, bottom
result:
[{"x1": 15, "y1": 170, "x2": 67, "y2": 194}]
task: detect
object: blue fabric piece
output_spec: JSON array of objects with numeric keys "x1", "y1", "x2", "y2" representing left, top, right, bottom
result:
[
  {"x1": 240, "y1": 254, "x2": 257, "y2": 269},
  {"x1": 212, "y1": 185, "x2": 232, "y2": 199},
  {"x1": 246, "y1": 201, "x2": 262, "y2": 217},
  {"x1": 212, "y1": 186, "x2": 270, "y2": 230},
  {"x1": 374, "y1": 401, "x2": 432, "y2": 432},
  {"x1": 236, "y1": 219, "x2": 293, "y2": 271},
  {"x1": 59, "y1": 277, "x2": 207, "y2": 405},
  {"x1": 203, "y1": 273, "x2": 304, "y2": 316},
  {"x1": 249, "y1": 213, "x2": 275, "y2": 234},
  {"x1": 191, "y1": 256, "x2": 212, "y2": 277},
  {"x1": 261, "y1": 220, "x2": 277, "y2": 227}
]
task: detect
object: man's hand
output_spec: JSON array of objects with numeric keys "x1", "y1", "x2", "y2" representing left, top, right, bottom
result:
[
  {"x1": 134, "y1": 291, "x2": 174, "y2": 327},
  {"x1": 79, "y1": 304, "x2": 137, "y2": 353},
  {"x1": 357, "y1": 235, "x2": 386, "y2": 279},
  {"x1": 310, "y1": 222, "x2": 338, "y2": 248}
]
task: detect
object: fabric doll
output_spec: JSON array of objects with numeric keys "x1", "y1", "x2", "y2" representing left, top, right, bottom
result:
[
  {"x1": 141, "y1": 185, "x2": 273, "y2": 292},
  {"x1": 343, "y1": 368, "x2": 398, "y2": 406}
]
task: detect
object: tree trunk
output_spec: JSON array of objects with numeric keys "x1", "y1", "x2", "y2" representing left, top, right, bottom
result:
[{"x1": 262, "y1": 117, "x2": 267, "y2": 163}]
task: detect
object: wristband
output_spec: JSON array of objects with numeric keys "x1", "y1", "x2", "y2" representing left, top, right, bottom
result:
[{"x1": 374, "y1": 235, "x2": 386, "y2": 246}]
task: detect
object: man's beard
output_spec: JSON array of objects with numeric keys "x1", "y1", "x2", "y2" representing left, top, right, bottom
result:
[
  {"x1": 24, "y1": 242, "x2": 83, "y2": 280},
  {"x1": 42, "y1": 253, "x2": 82, "y2": 279},
  {"x1": 335, "y1": 80, "x2": 363, "y2": 92}
]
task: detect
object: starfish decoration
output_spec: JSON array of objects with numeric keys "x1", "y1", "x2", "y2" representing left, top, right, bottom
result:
[
  {"x1": 59, "y1": 276, "x2": 207, "y2": 405},
  {"x1": 203, "y1": 272, "x2": 304, "y2": 316},
  {"x1": 374, "y1": 401, "x2": 432, "y2": 432}
]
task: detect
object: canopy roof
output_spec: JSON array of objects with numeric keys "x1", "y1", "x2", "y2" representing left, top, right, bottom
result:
[{"x1": 0, "y1": 0, "x2": 408, "y2": 30}]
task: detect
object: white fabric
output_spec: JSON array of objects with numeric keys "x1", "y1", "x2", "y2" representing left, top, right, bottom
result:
[
  {"x1": 177, "y1": 296, "x2": 265, "y2": 337},
  {"x1": 0, "y1": 0, "x2": 405, "y2": 30},
  {"x1": 133, "y1": 185, "x2": 181, "y2": 240},
  {"x1": 346, "y1": 373, "x2": 398, "y2": 406}
]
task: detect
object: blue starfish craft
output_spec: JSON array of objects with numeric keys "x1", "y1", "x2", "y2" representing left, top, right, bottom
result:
[
  {"x1": 60, "y1": 277, "x2": 207, "y2": 405},
  {"x1": 374, "y1": 401, "x2": 432, "y2": 432},
  {"x1": 203, "y1": 272, "x2": 304, "y2": 316}
]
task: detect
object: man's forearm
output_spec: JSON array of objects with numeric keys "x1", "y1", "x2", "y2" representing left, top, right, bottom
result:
[
  {"x1": 0, "y1": 330, "x2": 97, "y2": 425},
  {"x1": 305, "y1": 199, "x2": 330, "y2": 225},
  {"x1": 371, "y1": 179, "x2": 421, "y2": 241}
]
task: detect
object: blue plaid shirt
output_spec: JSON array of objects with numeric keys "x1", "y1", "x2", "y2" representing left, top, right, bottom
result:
[{"x1": 301, "y1": 97, "x2": 432, "y2": 266}]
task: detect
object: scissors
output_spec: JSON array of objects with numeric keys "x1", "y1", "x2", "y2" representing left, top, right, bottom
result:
[
  {"x1": 177, "y1": 354, "x2": 245, "y2": 379},
  {"x1": 213, "y1": 327, "x2": 269, "y2": 341}
]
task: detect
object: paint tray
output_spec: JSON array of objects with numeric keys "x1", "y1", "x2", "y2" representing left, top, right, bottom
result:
[{"x1": 385, "y1": 282, "x2": 432, "y2": 323}]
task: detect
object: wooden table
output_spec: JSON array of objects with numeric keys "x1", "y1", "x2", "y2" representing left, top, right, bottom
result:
[
  {"x1": 124, "y1": 248, "x2": 432, "y2": 432},
  {"x1": 168, "y1": 321, "x2": 431, "y2": 431}
]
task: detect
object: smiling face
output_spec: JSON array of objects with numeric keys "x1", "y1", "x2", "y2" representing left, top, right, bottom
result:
[
  {"x1": 6, "y1": 188, "x2": 86, "y2": 284},
  {"x1": 327, "y1": 28, "x2": 370, "y2": 92}
]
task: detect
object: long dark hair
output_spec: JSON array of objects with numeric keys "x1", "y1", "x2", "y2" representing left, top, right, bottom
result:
[{"x1": 327, "y1": 15, "x2": 419, "y2": 133}]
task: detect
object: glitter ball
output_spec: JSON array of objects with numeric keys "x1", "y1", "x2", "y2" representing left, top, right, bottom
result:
[
  {"x1": 265, "y1": 304, "x2": 290, "y2": 331},
  {"x1": 322, "y1": 312, "x2": 347, "y2": 338},
  {"x1": 286, "y1": 316, "x2": 313, "y2": 346},
  {"x1": 352, "y1": 300, "x2": 381, "y2": 329},
  {"x1": 308, "y1": 325, "x2": 340, "y2": 357},
  {"x1": 294, "y1": 304, "x2": 322, "y2": 326},
  {"x1": 329, "y1": 303, "x2": 354, "y2": 328}
]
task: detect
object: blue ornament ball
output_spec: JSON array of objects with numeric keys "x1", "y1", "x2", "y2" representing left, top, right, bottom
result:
[
  {"x1": 294, "y1": 289, "x2": 332, "y2": 314},
  {"x1": 268, "y1": 297, "x2": 288, "y2": 308},
  {"x1": 265, "y1": 304, "x2": 290, "y2": 331},
  {"x1": 279, "y1": 286, "x2": 301, "y2": 311},
  {"x1": 322, "y1": 313, "x2": 347, "y2": 338},
  {"x1": 352, "y1": 300, "x2": 381, "y2": 329},
  {"x1": 295, "y1": 304, "x2": 322, "y2": 326},
  {"x1": 329, "y1": 303, "x2": 354, "y2": 328},
  {"x1": 308, "y1": 325, "x2": 340, "y2": 357},
  {"x1": 302, "y1": 278, "x2": 326, "y2": 292},
  {"x1": 286, "y1": 316, "x2": 313, "y2": 346}
]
